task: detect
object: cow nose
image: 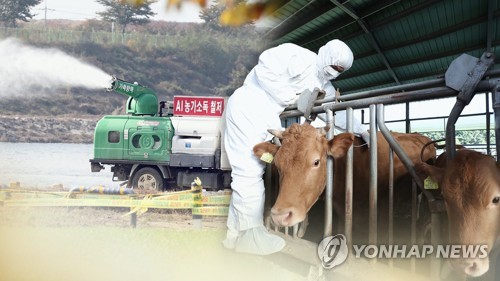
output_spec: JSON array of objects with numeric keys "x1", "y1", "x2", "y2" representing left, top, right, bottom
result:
[
  {"x1": 464, "y1": 261, "x2": 478, "y2": 276},
  {"x1": 270, "y1": 207, "x2": 294, "y2": 227},
  {"x1": 464, "y1": 259, "x2": 489, "y2": 277},
  {"x1": 450, "y1": 258, "x2": 489, "y2": 277}
]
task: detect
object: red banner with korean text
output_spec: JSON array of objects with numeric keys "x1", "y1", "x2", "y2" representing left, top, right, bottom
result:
[{"x1": 173, "y1": 96, "x2": 225, "y2": 117}]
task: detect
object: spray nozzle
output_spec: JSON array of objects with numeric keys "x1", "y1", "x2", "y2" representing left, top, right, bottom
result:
[{"x1": 106, "y1": 76, "x2": 117, "y2": 92}]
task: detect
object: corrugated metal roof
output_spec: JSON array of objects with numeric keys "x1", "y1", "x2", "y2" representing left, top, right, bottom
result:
[{"x1": 262, "y1": 0, "x2": 499, "y2": 94}]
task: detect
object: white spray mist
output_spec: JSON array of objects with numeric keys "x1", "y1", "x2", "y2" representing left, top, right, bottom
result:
[{"x1": 0, "y1": 38, "x2": 112, "y2": 96}]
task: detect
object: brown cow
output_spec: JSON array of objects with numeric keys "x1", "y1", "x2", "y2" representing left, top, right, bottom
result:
[
  {"x1": 253, "y1": 124, "x2": 354, "y2": 227},
  {"x1": 417, "y1": 150, "x2": 500, "y2": 277},
  {"x1": 253, "y1": 123, "x2": 436, "y2": 232}
]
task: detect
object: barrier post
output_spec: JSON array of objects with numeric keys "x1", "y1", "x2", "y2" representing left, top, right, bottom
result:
[
  {"x1": 192, "y1": 177, "x2": 203, "y2": 229},
  {"x1": 130, "y1": 211, "x2": 137, "y2": 228}
]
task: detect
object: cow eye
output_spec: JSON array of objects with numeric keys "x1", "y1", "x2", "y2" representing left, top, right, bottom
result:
[
  {"x1": 313, "y1": 159, "x2": 320, "y2": 166},
  {"x1": 493, "y1": 197, "x2": 500, "y2": 204}
]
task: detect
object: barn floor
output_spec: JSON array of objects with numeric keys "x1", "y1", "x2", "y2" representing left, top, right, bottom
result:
[{"x1": 0, "y1": 206, "x2": 431, "y2": 281}]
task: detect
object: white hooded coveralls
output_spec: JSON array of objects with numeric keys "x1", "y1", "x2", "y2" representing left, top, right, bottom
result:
[{"x1": 224, "y1": 40, "x2": 365, "y2": 253}]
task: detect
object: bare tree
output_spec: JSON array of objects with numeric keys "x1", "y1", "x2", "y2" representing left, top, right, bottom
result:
[{"x1": 97, "y1": 0, "x2": 156, "y2": 34}]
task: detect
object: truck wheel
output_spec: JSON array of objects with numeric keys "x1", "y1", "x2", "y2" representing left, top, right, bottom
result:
[{"x1": 132, "y1": 167, "x2": 164, "y2": 192}]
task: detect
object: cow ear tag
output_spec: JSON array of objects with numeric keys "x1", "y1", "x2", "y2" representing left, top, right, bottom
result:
[
  {"x1": 260, "y1": 152, "x2": 274, "y2": 163},
  {"x1": 424, "y1": 177, "x2": 438, "y2": 190}
]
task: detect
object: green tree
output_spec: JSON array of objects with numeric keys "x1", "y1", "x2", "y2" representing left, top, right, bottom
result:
[
  {"x1": 199, "y1": 0, "x2": 250, "y2": 31},
  {"x1": 96, "y1": 0, "x2": 156, "y2": 34},
  {"x1": 199, "y1": 0, "x2": 225, "y2": 30},
  {"x1": 0, "y1": 0, "x2": 41, "y2": 27}
]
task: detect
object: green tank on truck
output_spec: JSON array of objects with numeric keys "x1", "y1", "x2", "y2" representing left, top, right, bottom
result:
[
  {"x1": 90, "y1": 76, "x2": 231, "y2": 192},
  {"x1": 93, "y1": 115, "x2": 174, "y2": 162}
]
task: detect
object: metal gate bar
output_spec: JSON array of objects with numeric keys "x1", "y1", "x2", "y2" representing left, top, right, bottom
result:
[
  {"x1": 324, "y1": 109, "x2": 335, "y2": 237},
  {"x1": 369, "y1": 104, "x2": 378, "y2": 246},
  {"x1": 411, "y1": 180, "x2": 417, "y2": 273},
  {"x1": 493, "y1": 85, "x2": 500, "y2": 163},
  {"x1": 345, "y1": 107, "x2": 354, "y2": 247},
  {"x1": 388, "y1": 147, "x2": 394, "y2": 268}
]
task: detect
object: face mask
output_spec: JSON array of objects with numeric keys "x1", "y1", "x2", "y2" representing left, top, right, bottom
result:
[{"x1": 323, "y1": 65, "x2": 340, "y2": 80}]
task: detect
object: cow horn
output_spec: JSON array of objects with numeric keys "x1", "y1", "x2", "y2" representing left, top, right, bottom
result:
[
  {"x1": 273, "y1": 137, "x2": 282, "y2": 146},
  {"x1": 318, "y1": 124, "x2": 331, "y2": 136},
  {"x1": 267, "y1": 129, "x2": 284, "y2": 139}
]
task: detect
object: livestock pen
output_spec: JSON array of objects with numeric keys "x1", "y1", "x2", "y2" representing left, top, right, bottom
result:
[
  {"x1": 264, "y1": 53, "x2": 500, "y2": 281},
  {"x1": 259, "y1": 1, "x2": 500, "y2": 280}
]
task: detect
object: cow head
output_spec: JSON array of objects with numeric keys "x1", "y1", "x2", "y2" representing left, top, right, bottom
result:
[
  {"x1": 417, "y1": 150, "x2": 500, "y2": 277},
  {"x1": 253, "y1": 123, "x2": 354, "y2": 228}
]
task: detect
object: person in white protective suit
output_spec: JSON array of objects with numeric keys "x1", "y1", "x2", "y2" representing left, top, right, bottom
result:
[{"x1": 223, "y1": 39, "x2": 369, "y2": 255}]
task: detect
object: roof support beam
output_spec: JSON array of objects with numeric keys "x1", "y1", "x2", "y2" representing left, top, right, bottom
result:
[
  {"x1": 352, "y1": 10, "x2": 500, "y2": 60},
  {"x1": 339, "y1": 40, "x2": 500, "y2": 81},
  {"x1": 274, "y1": 0, "x2": 399, "y2": 47},
  {"x1": 330, "y1": 0, "x2": 401, "y2": 84},
  {"x1": 263, "y1": 0, "x2": 336, "y2": 40},
  {"x1": 296, "y1": 0, "x2": 439, "y2": 48}
]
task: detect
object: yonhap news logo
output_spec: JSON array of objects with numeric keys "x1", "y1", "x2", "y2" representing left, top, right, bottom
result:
[
  {"x1": 352, "y1": 244, "x2": 488, "y2": 259},
  {"x1": 317, "y1": 234, "x2": 349, "y2": 269},
  {"x1": 317, "y1": 234, "x2": 488, "y2": 269}
]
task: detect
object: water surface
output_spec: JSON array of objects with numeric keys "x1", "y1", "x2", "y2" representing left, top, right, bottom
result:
[{"x1": 0, "y1": 142, "x2": 114, "y2": 189}]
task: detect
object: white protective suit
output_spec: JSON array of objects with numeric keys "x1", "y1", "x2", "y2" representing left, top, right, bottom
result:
[{"x1": 223, "y1": 40, "x2": 367, "y2": 255}]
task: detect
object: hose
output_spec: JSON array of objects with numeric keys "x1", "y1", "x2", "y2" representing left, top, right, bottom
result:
[{"x1": 69, "y1": 186, "x2": 134, "y2": 195}]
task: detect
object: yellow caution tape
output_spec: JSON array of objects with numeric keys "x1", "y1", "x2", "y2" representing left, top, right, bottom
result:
[
  {"x1": 153, "y1": 193, "x2": 193, "y2": 201},
  {"x1": 152, "y1": 193, "x2": 230, "y2": 205},
  {"x1": 4, "y1": 198, "x2": 228, "y2": 216},
  {"x1": 70, "y1": 194, "x2": 134, "y2": 200},
  {"x1": 1, "y1": 184, "x2": 231, "y2": 217},
  {"x1": 153, "y1": 188, "x2": 195, "y2": 197},
  {"x1": 192, "y1": 206, "x2": 229, "y2": 216},
  {"x1": 2, "y1": 194, "x2": 230, "y2": 216},
  {"x1": 202, "y1": 195, "x2": 230, "y2": 205},
  {"x1": 1, "y1": 188, "x2": 231, "y2": 201},
  {"x1": 3, "y1": 198, "x2": 194, "y2": 209},
  {"x1": 125, "y1": 194, "x2": 152, "y2": 216},
  {"x1": 193, "y1": 177, "x2": 202, "y2": 187}
]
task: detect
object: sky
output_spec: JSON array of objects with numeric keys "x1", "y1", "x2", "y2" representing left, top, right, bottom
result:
[{"x1": 32, "y1": 0, "x2": 204, "y2": 22}]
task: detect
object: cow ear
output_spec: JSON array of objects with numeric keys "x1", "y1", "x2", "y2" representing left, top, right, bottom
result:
[
  {"x1": 253, "y1": 142, "x2": 279, "y2": 159},
  {"x1": 415, "y1": 162, "x2": 444, "y2": 184},
  {"x1": 327, "y1": 133, "x2": 354, "y2": 158}
]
